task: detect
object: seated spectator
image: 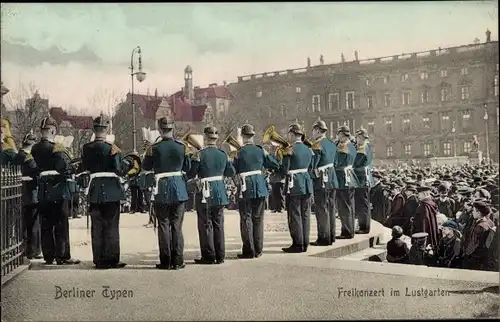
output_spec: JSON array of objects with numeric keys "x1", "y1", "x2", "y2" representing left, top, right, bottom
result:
[
  {"x1": 386, "y1": 226, "x2": 409, "y2": 264},
  {"x1": 436, "y1": 220, "x2": 463, "y2": 268}
]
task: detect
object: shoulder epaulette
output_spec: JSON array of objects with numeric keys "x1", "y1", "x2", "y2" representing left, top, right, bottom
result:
[
  {"x1": 52, "y1": 142, "x2": 66, "y2": 154},
  {"x1": 357, "y1": 143, "x2": 367, "y2": 154},
  {"x1": 337, "y1": 142, "x2": 348, "y2": 154},
  {"x1": 110, "y1": 144, "x2": 121, "y2": 155},
  {"x1": 25, "y1": 153, "x2": 34, "y2": 162}
]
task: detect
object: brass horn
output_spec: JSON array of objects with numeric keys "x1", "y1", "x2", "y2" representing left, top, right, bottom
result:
[
  {"x1": 222, "y1": 133, "x2": 242, "y2": 159},
  {"x1": 181, "y1": 132, "x2": 203, "y2": 153},
  {"x1": 124, "y1": 153, "x2": 142, "y2": 176},
  {"x1": 263, "y1": 125, "x2": 291, "y2": 159}
]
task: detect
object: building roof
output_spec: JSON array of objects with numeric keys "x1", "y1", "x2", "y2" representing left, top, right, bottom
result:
[
  {"x1": 167, "y1": 93, "x2": 207, "y2": 122},
  {"x1": 125, "y1": 93, "x2": 164, "y2": 120},
  {"x1": 49, "y1": 107, "x2": 93, "y2": 130},
  {"x1": 194, "y1": 85, "x2": 233, "y2": 100}
]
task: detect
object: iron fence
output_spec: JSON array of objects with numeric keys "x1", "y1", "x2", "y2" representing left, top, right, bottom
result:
[{"x1": 1, "y1": 165, "x2": 24, "y2": 277}]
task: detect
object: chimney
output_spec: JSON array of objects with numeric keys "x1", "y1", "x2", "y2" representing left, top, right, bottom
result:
[{"x1": 223, "y1": 80, "x2": 227, "y2": 87}]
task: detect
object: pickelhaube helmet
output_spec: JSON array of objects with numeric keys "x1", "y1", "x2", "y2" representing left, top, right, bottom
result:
[
  {"x1": 355, "y1": 128, "x2": 369, "y2": 139},
  {"x1": 40, "y1": 117, "x2": 58, "y2": 129},
  {"x1": 157, "y1": 117, "x2": 174, "y2": 130},
  {"x1": 241, "y1": 124, "x2": 255, "y2": 136},
  {"x1": 203, "y1": 126, "x2": 219, "y2": 139},
  {"x1": 93, "y1": 113, "x2": 110, "y2": 128},
  {"x1": 22, "y1": 131, "x2": 37, "y2": 145},
  {"x1": 288, "y1": 122, "x2": 304, "y2": 135},
  {"x1": 337, "y1": 125, "x2": 350, "y2": 135},
  {"x1": 312, "y1": 120, "x2": 328, "y2": 131}
]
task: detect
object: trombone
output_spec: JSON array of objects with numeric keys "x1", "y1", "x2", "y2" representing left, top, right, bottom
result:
[{"x1": 262, "y1": 125, "x2": 292, "y2": 160}]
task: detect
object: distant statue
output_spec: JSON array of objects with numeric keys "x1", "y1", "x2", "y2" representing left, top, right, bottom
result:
[
  {"x1": 307, "y1": 57, "x2": 311, "y2": 67},
  {"x1": 319, "y1": 55, "x2": 324, "y2": 65},
  {"x1": 472, "y1": 135, "x2": 479, "y2": 152},
  {"x1": 341, "y1": 53, "x2": 345, "y2": 63},
  {"x1": 354, "y1": 50, "x2": 359, "y2": 61},
  {"x1": 473, "y1": 37, "x2": 480, "y2": 45},
  {"x1": 486, "y1": 29, "x2": 491, "y2": 43}
]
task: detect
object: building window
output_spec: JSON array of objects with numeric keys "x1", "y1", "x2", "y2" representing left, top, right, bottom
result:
[
  {"x1": 367, "y1": 96, "x2": 374, "y2": 109},
  {"x1": 422, "y1": 116, "x2": 431, "y2": 129},
  {"x1": 312, "y1": 95, "x2": 321, "y2": 112},
  {"x1": 343, "y1": 120, "x2": 350, "y2": 128},
  {"x1": 423, "y1": 143, "x2": 431, "y2": 156},
  {"x1": 404, "y1": 144, "x2": 412, "y2": 156},
  {"x1": 421, "y1": 90, "x2": 429, "y2": 103},
  {"x1": 460, "y1": 86, "x2": 470, "y2": 100},
  {"x1": 295, "y1": 87, "x2": 301, "y2": 94},
  {"x1": 402, "y1": 116, "x2": 411, "y2": 133},
  {"x1": 365, "y1": 78, "x2": 373, "y2": 86},
  {"x1": 440, "y1": 70, "x2": 447, "y2": 78},
  {"x1": 385, "y1": 117, "x2": 393, "y2": 133},
  {"x1": 402, "y1": 92, "x2": 411, "y2": 105},
  {"x1": 386, "y1": 145, "x2": 394, "y2": 157},
  {"x1": 462, "y1": 111, "x2": 471, "y2": 129},
  {"x1": 384, "y1": 93, "x2": 391, "y2": 107},
  {"x1": 384, "y1": 76, "x2": 390, "y2": 84},
  {"x1": 420, "y1": 72, "x2": 428, "y2": 80},
  {"x1": 440, "y1": 113, "x2": 450, "y2": 131},
  {"x1": 463, "y1": 141, "x2": 471, "y2": 153},
  {"x1": 443, "y1": 142, "x2": 451, "y2": 156},
  {"x1": 346, "y1": 91, "x2": 355, "y2": 109},
  {"x1": 367, "y1": 121, "x2": 375, "y2": 134},
  {"x1": 441, "y1": 87, "x2": 451, "y2": 102},
  {"x1": 401, "y1": 74, "x2": 409, "y2": 82},
  {"x1": 328, "y1": 93, "x2": 340, "y2": 110},
  {"x1": 495, "y1": 75, "x2": 498, "y2": 97},
  {"x1": 460, "y1": 67, "x2": 468, "y2": 75}
]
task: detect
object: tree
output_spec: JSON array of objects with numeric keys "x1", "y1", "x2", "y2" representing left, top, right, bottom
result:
[{"x1": 3, "y1": 81, "x2": 49, "y2": 145}]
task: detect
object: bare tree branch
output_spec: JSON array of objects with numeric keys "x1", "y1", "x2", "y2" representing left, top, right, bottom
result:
[{"x1": 3, "y1": 81, "x2": 48, "y2": 144}]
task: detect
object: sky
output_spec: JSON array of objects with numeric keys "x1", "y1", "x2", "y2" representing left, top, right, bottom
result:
[{"x1": 1, "y1": 2, "x2": 498, "y2": 115}]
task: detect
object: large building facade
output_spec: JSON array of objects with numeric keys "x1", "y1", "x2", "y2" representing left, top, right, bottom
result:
[{"x1": 228, "y1": 33, "x2": 499, "y2": 162}]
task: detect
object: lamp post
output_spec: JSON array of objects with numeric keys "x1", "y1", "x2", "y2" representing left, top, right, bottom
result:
[
  {"x1": 484, "y1": 104, "x2": 489, "y2": 164},
  {"x1": 130, "y1": 46, "x2": 146, "y2": 153},
  {"x1": 451, "y1": 121, "x2": 457, "y2": 164}
]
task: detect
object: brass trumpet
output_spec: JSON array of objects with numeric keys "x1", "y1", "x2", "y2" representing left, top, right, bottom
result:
[
  {"x1": 263, "y1": 125, "x2": 292, "y2": 159},
  {"x1": 222, "y1": 133, "x2": 242, "y2": 159}
]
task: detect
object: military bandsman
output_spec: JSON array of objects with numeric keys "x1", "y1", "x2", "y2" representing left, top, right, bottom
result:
[
  {"x1": 79, "y1": 114, "x2": 132, "y2": 269},
  {"x1": 353, "y1": 128, "x2": 374, "y2": 234},
  {"x1": 31, "y1": 117, "x2": 80, "y2": 265},
  {"x1": 14, "y1": 132, "x2": 42, "y2": 259},
  {"x1": 233, "y1": 124, "x2": 280, "y2": 259},
  {"x1": 310, "y1": 120, "x2": 338, "y2": 246},
  {"x1": 143, "y1": 117, "x2": 190, "y2": 270},
  {"x1": 188, "y1": 126, "x2": 236, "y2": 265},
  {"x1": 279, "y1": 123, "x2": 314, "y2": 253},
  {"x1": 334, "y1": 125, "x2": 358, "y2": 239}
]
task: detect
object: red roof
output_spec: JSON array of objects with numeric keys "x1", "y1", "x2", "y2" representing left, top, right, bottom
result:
[
  {"x1": 168, "y1": 92, "x2": 207, "y2": 122},
  {"x1": 125, "y1": 93, "x2": 163, "y2": 120},
  {"x1": 194, "y1": 85, "x2": 232, "y2": 100},
  {"x1": 49, "y1": 107, "x2": 93, "y2": 130}
]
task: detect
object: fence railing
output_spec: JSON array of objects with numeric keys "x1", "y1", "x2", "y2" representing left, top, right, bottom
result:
[{"x1": 1, "y1": 165, "x2": 24, "y2": 278}]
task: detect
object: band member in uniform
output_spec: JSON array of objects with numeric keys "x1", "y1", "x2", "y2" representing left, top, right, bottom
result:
[
  {"x1": 233, "y1": 124, "x2": 280, "y2": 259},
  {"x1": 143, "y1": 117, "x2": 190, "y2": 270},
  {"x1": 32, "y1": 117, "x2": 80, "y2": 265},
  {"x1": 353, "y1": 128, "x2": 374, "y2": 234},
  {"x1": 1, "y1": 117, "x2": 17, "y2": 165},
  {"x1": 188, "y1": 126, "x2": 236, "y2": 265},
  {"x1": 14, "y1": 132, "x2": 42, "y2": 259},
  {"x1": 80, "y1": 114, "x2": 131, "y2": 269},
  {"x1": 310, "y1": 120, "x2": 338, "y2": 246},
  {"x1": 334, "y1": 125, "x2": 358, "y2": 239},
  {"x1": 280, "y1": 123, "x2": 315, "y2": 253}
]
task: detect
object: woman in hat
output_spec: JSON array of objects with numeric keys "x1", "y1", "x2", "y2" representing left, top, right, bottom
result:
[{"x1": 436, "y1": 220, "x2": 463, "y2": 268}]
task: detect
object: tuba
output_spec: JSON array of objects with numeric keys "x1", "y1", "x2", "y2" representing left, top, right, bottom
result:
[
  {"x1": 222, "y1": 133, "x2": 242, "y2": 159},
  {"x1": 181, "y1": 132, "x2": 203, "y2": 155},
  {"x1": 263, "y1": 125, "x2": 292, "y2": 160}
]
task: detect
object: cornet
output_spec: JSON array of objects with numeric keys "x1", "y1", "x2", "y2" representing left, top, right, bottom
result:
[{"x1": 222, "y1": 133, "x2": 242, "y2": 159}]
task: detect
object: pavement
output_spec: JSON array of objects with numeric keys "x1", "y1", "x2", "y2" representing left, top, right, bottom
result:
[{"x1": 2, "y1": 210, "x2": 499, "y2": 321}]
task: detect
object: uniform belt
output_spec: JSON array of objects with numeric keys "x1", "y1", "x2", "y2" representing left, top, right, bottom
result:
[
  {"x1": 21, "y1": 176, "x2": 34, "y2": 182},
  {"x1": 287, "y1": 168, "x2": 309, "y2": 193},
  {"x1": 85, "y1": 172, "x2": 120, "y2": 196},
  {"x1": 200, "y1": 175, "x2": 224, "y2": 203},
  {"x1": 153, "y1": 171, "x2": 183, "y2": 196},
  {"x1": 343, "y1": 165, "x2": 354, "y2": 186},
  {"x1": 317, "y1": 163, "x2": 334, "y2": 187},
  {"x1": 238, "y1": 170, "x2": 263, "y2": 196}
]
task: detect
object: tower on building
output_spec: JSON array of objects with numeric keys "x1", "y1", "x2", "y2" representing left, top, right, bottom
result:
[{"x1": 184, "y1": 65, "x2": 194, "y2": 103}]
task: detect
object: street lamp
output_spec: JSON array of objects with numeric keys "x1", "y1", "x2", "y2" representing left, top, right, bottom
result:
[
  {"x1": 484, "y1": 104, "x2": 490, "y2": 164},
  {"x1": 130, "y1": 46, "x2": 146, "y2": 153},
  {"x1": 451, "y1": 121, "x2": 457, "y2": 163}
]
